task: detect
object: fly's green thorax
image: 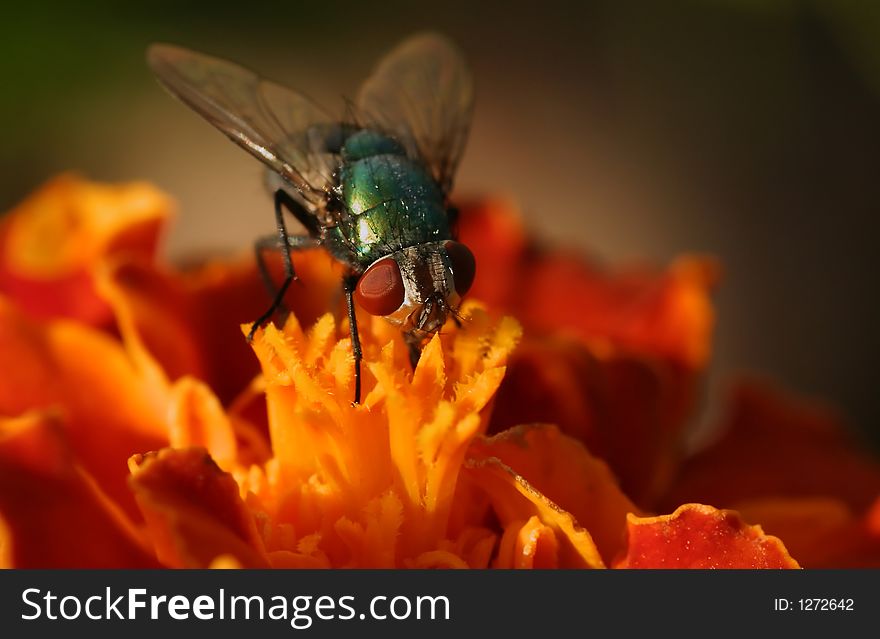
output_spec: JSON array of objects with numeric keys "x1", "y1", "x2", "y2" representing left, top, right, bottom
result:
[{"x1": 327, "y1": 129, "x2": 451, "y2": 269}]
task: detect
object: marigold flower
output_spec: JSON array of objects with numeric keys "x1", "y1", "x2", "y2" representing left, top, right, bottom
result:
[{"x1": 1, "y1": 175, "x2": 877, "y2": 568}]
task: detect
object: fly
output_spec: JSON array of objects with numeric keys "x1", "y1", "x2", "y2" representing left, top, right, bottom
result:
[{"x1": 146, "y1": 34, "x2": 476, "y2": 404}]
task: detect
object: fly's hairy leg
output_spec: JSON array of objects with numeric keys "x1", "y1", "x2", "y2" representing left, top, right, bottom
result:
[
  {"x1": 248, "y1": 190, "x2": 320, "y2": 340},
  {"x1": 343, "y1": 274, "x2": 363, "y2": 405}
]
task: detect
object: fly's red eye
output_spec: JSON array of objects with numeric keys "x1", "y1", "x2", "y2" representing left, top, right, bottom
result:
[
  {"x1": 445, "y1": 241, "x2": 476, "y2": 296},
  {"x1": 354, "y1": 258, "x2": 405, "y2": 316}
]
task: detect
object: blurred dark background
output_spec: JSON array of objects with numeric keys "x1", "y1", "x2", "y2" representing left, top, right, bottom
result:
[{"x1": 2, "y1": 0, "x2": 878, "y2": 448}]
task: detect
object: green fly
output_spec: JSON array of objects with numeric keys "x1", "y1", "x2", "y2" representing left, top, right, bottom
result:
[{"x1": 147, "y1": 34, "x2": 476, "y2": 404}]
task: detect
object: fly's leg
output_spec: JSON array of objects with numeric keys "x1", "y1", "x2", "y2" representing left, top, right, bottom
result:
[
  {"x1": 406, "y1": 339, "x2": 421, "y2": 370},
  {"x1": 254, "y1": 235, "x2": 299, "y2": 315},
  {"x1": 247, "y1": 190, "x2": 320, "y2": 341},
  {"x1": 251, "y1": 234, "x2": 319, "y2": 338},
  {"x1": 343, "y1": 274, "x2": 363, "y2": 405}
]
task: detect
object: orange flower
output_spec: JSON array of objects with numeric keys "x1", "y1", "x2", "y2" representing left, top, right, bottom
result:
[
  {"x1": 123, "y1": 302, "x2": 522, "y2": 568},
  {"x1": 0, "y1": 175, "x2": 876, "y2": 568}
]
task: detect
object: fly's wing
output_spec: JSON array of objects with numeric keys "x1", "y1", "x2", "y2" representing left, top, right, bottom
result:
[
  {"x1": 356, "y1": 33, "x2": 474, "y2": 193},
  {"x1": 147, "y1": 44, "x2": 341, "y2": 210}
]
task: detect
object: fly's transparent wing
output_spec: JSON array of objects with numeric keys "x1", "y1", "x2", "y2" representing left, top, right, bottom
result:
[
  {"x1": 356, "y1": 33, "x2": 474, "y2": 192},
  {"x1": 147, "y1": 43, "x2": 341, "y2": 208}
]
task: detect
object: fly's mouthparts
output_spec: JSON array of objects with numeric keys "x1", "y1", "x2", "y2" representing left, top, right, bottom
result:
[{"x1": 414, "y1": 294, "x2": 449, "y2": 333}]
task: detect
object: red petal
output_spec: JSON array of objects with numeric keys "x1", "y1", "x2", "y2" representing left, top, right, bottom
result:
[
  {"x1": 129, "y1": 447, "x2": 268, "y2": 568},
  {"x1": 0, "y1": 411, "x2": 159, "y2": 567},
  {"x1": 614, "y1": 503, "x2": 799, "y2": 569}
]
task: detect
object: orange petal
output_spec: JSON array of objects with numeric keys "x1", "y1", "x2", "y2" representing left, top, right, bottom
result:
[
  {"x1": 493, "y1": 516, "x2": 560, "y2": 569},
  {"x1": 470, "y1": 424, "x2": 638, "y2": 564},
  {"x1": 0, "y1": 297, "x2": 169, "y2": 518},
  {"x1": 662, "y1": 380, "x2": 880, "y2": 515},
  {"x1": 225, "y1": 376, "x2": 273, "y2": 467},
  {"x1": 614, "y1": 503, "x2": 800, "y2": 568},
  {"x1": 128, "y1": 447, "x2": 268, "y2": 568},
  {"x1": 463, "y1": 457, "x2": 605, "y2": 568},
  {"x1": 168, "y1": 377, "x2": 238, "y2": 469},
  {"x1": 489, "y1": 335, "x2": 691, "y2": 505},
  {"x1": 0, "y1": 411, "x2": 159, "y2": 567},
  {"x1": 0, "y1": 174, "x2": 171, "y2": 326}
]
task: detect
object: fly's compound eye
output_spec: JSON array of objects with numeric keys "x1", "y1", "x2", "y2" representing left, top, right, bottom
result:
[
  {"x1": 354, "y1": 258, "x2": 406, "y2": 316},
  {"x1": 444, "y1": 241, "x2": 476, "y2": 296}
]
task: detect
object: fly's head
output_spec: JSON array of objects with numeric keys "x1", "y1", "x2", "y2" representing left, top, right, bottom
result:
[{"x1": 353, "y1": 240, "x2": 476, "y2": 349}]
